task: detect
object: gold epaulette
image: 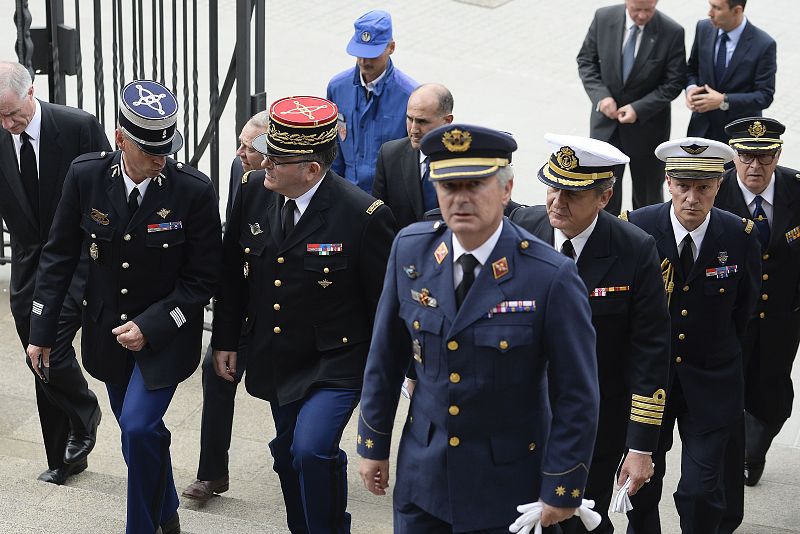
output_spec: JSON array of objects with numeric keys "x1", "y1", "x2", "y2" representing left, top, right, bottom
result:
[
  {"x1": 366, "y1": 199, "x2": 384, "y2": 215},
  {"x1": 630, "y1": 389, "x2": 666, "y2": 426},
  {"x1": 241, "y1": 170, "x2": 253, "y2": 184},
  {"x1": 618, "y1": 211, "x2": 629, "y2": 222},
  {"x1": 741, "y1": 217, "x2": 754, "y2": 234}
]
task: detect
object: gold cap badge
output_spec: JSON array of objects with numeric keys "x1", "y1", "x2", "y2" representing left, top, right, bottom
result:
[
  {"x1": 555, "y1": 147, "x2": 579, "y2": 171},
  {"x1": 748, "y1": 120, "x2": 767, "y2": 138},
  {"x1": 442, "y1": 129, "x2": 472, "y2": 153}
]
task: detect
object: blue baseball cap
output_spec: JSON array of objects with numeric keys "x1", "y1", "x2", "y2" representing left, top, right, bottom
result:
[{"x1": 346, "y1": 10, "x2": 393, "y2": 59}]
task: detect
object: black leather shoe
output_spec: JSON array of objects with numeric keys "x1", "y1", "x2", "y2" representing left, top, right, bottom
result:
[
  {"x1": 37, "y1": 457, "x2": 88, "y2": 485},
  {"x1": 157, "y1": 512, "x2": 180, "y2": 534},
  {"x1": 744, "y1": 459, "x2": 766, "y2": 486},
  {"x1": 64, "y1": 409, "x2": 101, "y2": 464}
]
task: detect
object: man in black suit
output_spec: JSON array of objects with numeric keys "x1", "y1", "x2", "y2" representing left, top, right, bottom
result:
[
  {"x1": 577, "y1": 0, "x2": 686, "y2": 215},
  {"x1": 211, "y1": 96, "x2": 395, "y2": 532},
  {"x1": 0, "y1": 61, "x2": 108, "y2": 485},
  {"x1": 685, "y1": 0, "x2": 776, "y2": 143},
  {"x1": 624, "y1": 137, "x2": 761, "y2": 533},
  {"x1": 511, "y1": 134, "x2": 670, "y2": 534},
  {"x1": 715, "y1": 118, "x2": 800, "y2": 486},
  {"x1": 372, "y1": 83, "x2": 453, "y2": 229},
  {"x1": 27, "y1": 79, "x2": 221, "y2": 534},
  {"x1": 183, "y1": 110, "x2": 269, "y2": 503}
]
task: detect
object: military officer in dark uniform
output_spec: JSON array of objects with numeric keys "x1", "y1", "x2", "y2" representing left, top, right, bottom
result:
[
  {"x1": 622, "y1": 137, "x2": 761, "y2": 534},
  {"x1": 211, "y1": 96, "x2": 395, "y2": 533},
  {"x1": 27, "y1": 80, "x2": 222, "y2": 534},
  {"x1": 357, "y1": 123, "x2": 600, "y2": 532},
  {"x1": 715, "y1": 118, "x2": 800, "y2": 487},
  {"x1": 511, "y1": 134, "x2": 670, "y2": 534}
]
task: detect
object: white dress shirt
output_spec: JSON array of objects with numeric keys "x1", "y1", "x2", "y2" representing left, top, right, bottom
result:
[
  {"x1": 736, "y1": 172, "x2": 775, "y2": 225},
  {"x1": 553, "y1": 215, "x2": 599, "y2": 261},
  {"x1": 13, "y1": 99, "x2": 42, "y2": 175},
  {"x1": 622, "y1": 10, "x2": 646, "y2": 56},
  {"x1": 451, "y1": 221, "x2": 504, "y2": 289},
  {"x1": 670, "y1": 206, "x2": 711, "y2": 260},
  {"x1": 715, "y1": 17, "x2": 747, "y2": 68},
  {"x1": 120, "y1": 155, "x2": 152, "y2": 205},
  {"x1": 283, "y1": 176, "x2": 325, "y2": 225}
]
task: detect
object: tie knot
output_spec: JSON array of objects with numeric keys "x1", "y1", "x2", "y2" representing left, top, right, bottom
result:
[
  {"x1": 720, "y1": 32, "x2": 729, "y2": 42},
  {"x1": 561, "y1": 239, "x2": 575, "y2": 258},
  {"x1": 458, "y1": 253, "x2": 479, "y2": 273},
  {"x1": 20, "y1": 131, "x2": 30, "y2": 143},
  {"x1": 285, "y1": 198, "x2": 297, "y2": 210},
  {"x1": 631, "y1": 24, "x2": 640, "y2": 34},
  {"x1": 128, "y1": 188, "x2": 140, "y2": 202},
  {"x1": 754, "y1": 195, "x2": 764, "y2": 207},
  {"x1": 681, "y1": 233, "x2": 694, "y2": 250}
]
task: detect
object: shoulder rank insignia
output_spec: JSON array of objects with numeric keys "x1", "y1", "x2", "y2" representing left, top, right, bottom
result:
[
  {"x1": 785, "y1": 225, "x2": 800, "y2": 244},
  {"x1": 434, "y1": 241, "x2": 448, "y2": 264},
  {"x1": 618, "y1": 210, "x2": 629, "y2": 222},
  {"x1": 742, "y1": 217, "x2": 754, "y2": 234},
  {"x1": 157, "y1": 208, "x2": 171, "y2": 219},
  {"x1": 90, "y1": 208, "x2": 110, "y2": 225},
  {"x1": 403, "y1": 265, "x2": 420, "y2": 279},
  {"x1": 491, "y1": 257, "x2": 509, "y2": 279},
  {"x1": 249, "y1": 222, "x2": 264, "y2": 235},
  {"x1": 411, "y1": 288, "x2": 437, "y2": 308},
  {"x1": 366, "y1": 199, "x2": 384, "y2": 215}
]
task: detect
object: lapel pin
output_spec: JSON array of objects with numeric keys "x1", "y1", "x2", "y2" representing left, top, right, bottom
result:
[
  {"x1": 492, "y1": 257, "x2": 509, "y2": 279},
  {"x1": 318, "y1": 279, "x2": 333, "y2": 289},
  {"x1": 89, "y1": 242, "x2": 99, "y2": 261},
  {"x1": 403, "y1": 265, "x2": 420, "y2": 279},
  {"x1": 157, "y1": 208, "x2": 171, "y2": 219},
  {"x1": 90, "y1": 208, "x2": 110, "y2": 226},
  {"x1": 717, "y1": 251, "x2": 728, "y2": 265},
  {"x1": 249, "y1": 223, "x2": 264, "y2": 235},
  {"x1": 243, "y1": 261, "x2": 249, "y2": 278},
  {"x1": 434, "y1": 242, "x2": 448, "y2": 265},
  {"x1": 411, "y1": 288, "x2": 438, "y2": 308}
]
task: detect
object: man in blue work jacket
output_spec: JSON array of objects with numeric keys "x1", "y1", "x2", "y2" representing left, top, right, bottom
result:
[
  {"x1": 327, "y1": 9, "x2": 418, "y2": 193},
  {"x1": 357, "y1": 123, "x2": 600, "y2": 532}
]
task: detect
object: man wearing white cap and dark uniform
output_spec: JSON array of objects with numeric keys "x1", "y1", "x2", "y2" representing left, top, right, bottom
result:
[{"x1": 621, "y1": 137, "x2": 760, "y2": 533}]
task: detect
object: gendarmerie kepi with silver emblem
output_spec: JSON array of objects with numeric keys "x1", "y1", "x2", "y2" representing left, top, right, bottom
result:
[
  {"x1": 655, "y1": 137, "x2": 735, "y2": 179},
  {"x1": 345, "y1": 9, "x2": 393, "y2": 58},
  {"x1": 252, "y1": 96, "x2": 338, "y2": 156},
  {"x1": 117, "y1": 79, "x2": 183, "y2": 155},
  {"x1": 419, "y1": 123, "x2": 517, "y2": 181},
  {"x1": 725, "y1": 117, "x2": 785, "y2": 152},
  {"x1": 537, "y1": 133, "x2": 629, "y2": 191}
]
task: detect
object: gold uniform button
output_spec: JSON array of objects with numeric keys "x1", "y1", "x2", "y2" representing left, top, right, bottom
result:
[
  {"x1": 447, "y1": 340, "x2": 459, "y2": 351},
  {"x1": 244, "y1": 247, "x2": 251, "y2": 254},
  {"x1": 719, "y1": 288, "x2": 726, "y2": 294},
  {"x1": 122, "y1": 262, "x2": 130, "y2": 269},
  {"x1": 176, "y1": 162, "x2": 183, "y2": 169},
  {"x1": 681, "y1": 309, "x2": 688, "y2": 317},
  {"x1": 759, "y1": 312, "x2": 766, "y2": 319},
  {"x1": 277, "y1": 257, "x2": 285, "y2": 264},
  {"x1": 682, "y1": 285, "x2": 690, "y2": 292},
  {"x1": 763, "y1": 254, "x2": 769, "y2": 261},
  {"x1": 761, "y1": 294, "x2": 769, "y2": 301},
  {"x1": 323, "y1": 267, "x2": 330, "y2": 274},
  {"x1": 519, "y1": 240, "x2": 529, "y2": 250},
  {"x1": 762, "y1": 274, "x2": 769, "y2": 281},
  {"x1": 342, "y1": 337, "x2": 348, "y2": 343},
  {"x1": 274, "y1": 280, "x2": 282, "y2": 287},
  {"x1": 273, "y1": 303, "x2": 281, "y2": 311},
  {"x1": 678, "y1": 333, "x2": 686, "y2": 340},
  {"x1": 120, "y1": 288, "x2": 128, "y2": 295},
  {"x1": 498, "y1": 340, "x2": 509, "y2": 350},
  {"x1": 448, "y1": 405, "x2": 460, "y2": 416},
  {"x1": 120, "y1": 314, "x2": 128, "y2": 321},
  {"x1": 528, "y1": 442, "x2": 536, "y2": 451},
  {"x1": 675, "y1": 356, "x2": 682, "y2": 364},
  {"x1": 412, "y1": 320, "x2": 420, "y2": 330},
  {"x1": 273, "y1": 326, "x2": 281, "y2": 334},
  {"x1": 124, "y1": 234, "x2": 132, "y2": 241},
  {"x1": 449, "y1": 372, "x2": 461, "y2": 384},
  {"x1": 449, "y1": 436, "x2": 460, "y2": 447}
]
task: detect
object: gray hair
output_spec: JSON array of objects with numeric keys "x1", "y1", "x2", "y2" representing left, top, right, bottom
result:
[
  {"x1": 0, "y1": 61, "x2": 33, "y2": 100},
  {"x1": 495, "y1": 165, "x2": 514, "y2": 187},
  {"x1": 594, "y1": 177, "x2": 616, "y2": 195},
  {"x1": 247, "y1": 110, "x2": 270, "y2": 131}
]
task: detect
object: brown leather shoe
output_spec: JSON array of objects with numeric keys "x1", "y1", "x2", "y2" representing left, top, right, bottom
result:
[{"x1": 181, "y1": 475, "x2": 229, "y2": 501}]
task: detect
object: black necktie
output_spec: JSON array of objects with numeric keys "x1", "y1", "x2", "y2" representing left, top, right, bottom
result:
[
  {"x1": 680, "y1": 234, "x2": 694, "y2": 280},
  {"x1": 561, "y1": 239, "x2": 575, "y2": 259},
  {"x1": 753, "y1": 195, "x2": 770, "y2": 251},
  {"x1": 455, "y1": 254, "x2": 480, "y2": 309},
  {"x1": 19, "y1": 131, "x2": 39, "y2": 219},
  {"x1": 282, "y1": 199, "x2": 297, "y2": 240},
  {"x1": 127, "y1": 188, "x2": 140, "y2": 217},
  {"x1": 715, "y1": 32, "x2": 729, "y2": 85},
  {"x1": 622, "y1": 24, "x2": 640, "y2": 83}
]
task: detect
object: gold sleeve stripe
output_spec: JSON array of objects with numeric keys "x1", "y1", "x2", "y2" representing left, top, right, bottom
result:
[
  {"x1": 631, "y1": 414, "x2": 662, "y2": 426},
  {"x1": 632, "y1": 389, "x2": 666, "y2": 406},
  {"x1": 366, "y1": 199, "x2": 384, "y2": 215},
  {"x1": 631, "y1": 400, "x2": 665, "y2": 412},
  {"x1": 631, "y1": 407, "x2": 664, "y2": 419}
]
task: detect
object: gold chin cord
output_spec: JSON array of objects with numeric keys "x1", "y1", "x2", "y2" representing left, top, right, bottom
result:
[{"x1": 661, "y1": 258, "x2": 674, "y2": 306}]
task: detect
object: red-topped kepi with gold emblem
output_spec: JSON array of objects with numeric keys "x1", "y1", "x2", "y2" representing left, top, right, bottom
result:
[{"x1": 252, "y1": 96, "x2": 338, "y2": 156}]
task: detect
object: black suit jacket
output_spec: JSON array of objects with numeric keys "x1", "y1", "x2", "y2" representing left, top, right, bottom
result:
[
  {"x1": 715, "y1": 167, "x2": 800, "y2": 421},
  {"x1": 687, "y1": 18, "x2": 777, "y2": 142},
  {"x1": 627, "y1": 203, "x2": 761, "y2": 432},
  {"x1": 511, "y1": 207, "x2": 670, "y2": 453},
  {"x1": 0, "y1": 100, "x2": 110, "y2": 344},
  {"x1": 577, "y1": 5, "x2": 686, "y2": 147},
  {"x1": 29, "y1": 152, "x2": 222, "y2": 389},
  {"x1": 372, "y1": 137, "x2": 423, "y2": 229},
  {"x1": 212, "y1": 170, "x2": 396, "y2": 405}
]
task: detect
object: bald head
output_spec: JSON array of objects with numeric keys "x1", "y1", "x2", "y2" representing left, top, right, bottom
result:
[{"x1": 406, "y1": 83, "x2": 454, "y2": 150}]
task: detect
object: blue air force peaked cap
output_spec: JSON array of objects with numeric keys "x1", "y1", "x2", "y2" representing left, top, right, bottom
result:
[
  {"x1": 346, "y1": 10, "x2": 393, "y2": 59},
  {"x1": 420, "y1": 124, "x2": 517, "y2": 181},
  {"x1": 118, "y1": 80, "x2": 183, "y2": 156}
]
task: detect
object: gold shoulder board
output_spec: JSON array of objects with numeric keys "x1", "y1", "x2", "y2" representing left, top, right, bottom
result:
[
  {"x1": 744, "y1": 219, "x2": 754, "y2": 234},
  {"x1": 241, "y1": 170, "x2": 253, "y2": 184},
  {"x1": 618, "y1": 211, "x2": 629, "y2": 222},
  {"x1": 366, "y1": 199, "x2": 384, "y2": 215}
]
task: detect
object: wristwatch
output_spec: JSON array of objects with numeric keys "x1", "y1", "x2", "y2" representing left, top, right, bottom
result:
[{"x1": 719, "y1": 94, "x2": 730, "y2": 111}]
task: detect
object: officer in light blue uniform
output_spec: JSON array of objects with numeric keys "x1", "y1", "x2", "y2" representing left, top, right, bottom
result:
[
  {"x1": 326, "y1": 9, "x2": 418, "y2": 193},
  {"x1": 357, "y1": 124, "x2": 600, "y2": 532}
]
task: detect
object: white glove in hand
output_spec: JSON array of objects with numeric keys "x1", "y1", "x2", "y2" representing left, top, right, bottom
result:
[
  {"x1": 508, "y1": 499, "x2": 602, "y2": 533},
  {"x1": 612, "y1": 477, "x2": 634, "y2": 513}
]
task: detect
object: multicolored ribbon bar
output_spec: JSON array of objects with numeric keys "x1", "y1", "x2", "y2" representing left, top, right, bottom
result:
[
  {"x1": 705, "y1": 265, "x2": 738, "y2": 278},
  {"x1": 307, "y1": 243, "x2": 343, "y2": 255},
  {"x1": 589, "y1": 286, "x2": 630, "y2": 297},
  {"x1": 487, "y1": 300, "x2": 536, "y2": 317},
  {"x1": 147, "y1": 221, "x2": 183, "y2": 232}
]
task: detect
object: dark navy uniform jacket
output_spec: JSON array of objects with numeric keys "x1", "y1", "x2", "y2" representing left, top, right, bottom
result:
[
  {"x1": 715, "y1": 166, "x2": 800, "y2": 423},
  {"x1": 357, "y1": 219, "x2": 599, "y2": 532},
  {"x1": 211, "y1": 170, "x2": 396, "y2": 405},
  {"x1": 511, "y1": 207, "x2": 670, "y2": 454},
  {"x1": 29, "y1": 151, "x2": 222, "y2": 389},
  {"x1": 626, "y1": 203, "x2": 761, "y2": 431}
]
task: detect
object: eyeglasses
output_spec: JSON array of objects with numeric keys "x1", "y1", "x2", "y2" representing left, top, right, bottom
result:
[
  {"x1": 738, "y1": 153, "x2": 777, "y2": 165},
  {"x1": 262, "y1": 155, "x2": 313, "y2": 168}
]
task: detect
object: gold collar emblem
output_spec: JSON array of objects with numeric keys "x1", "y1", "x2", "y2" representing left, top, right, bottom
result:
[
  {"x1": 748, "y1": 121, "x2": 767, "y2": 138},
  {"x1": 555, "y1": 147, "x2": 579, "y2": 170},
  {"x1": 442, "y1": 129, "x2": 472, "y2": 153}
]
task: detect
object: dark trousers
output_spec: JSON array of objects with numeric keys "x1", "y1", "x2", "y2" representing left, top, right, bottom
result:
[
  {"x1": 18, "y1": 293, "x2": 100, "y2": 470},
  {"x1": 394, "y1": 500, "x2": 514, "y2": 534},
  {"x1": 196, "y1": 343, "x2": 247, "y2": 481},
  {"x1": 604, "y1": 130, "x2": 665, "y2": 216},
  {"x1": 107, "y1": 362, "x2": 178, "y2": 534},
  {"x1": 269, "y1": 388, "x2": 360, "y2": 534},
  {"x1": 627, "y1": 380, "x2": 733, "y2": 534}
]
